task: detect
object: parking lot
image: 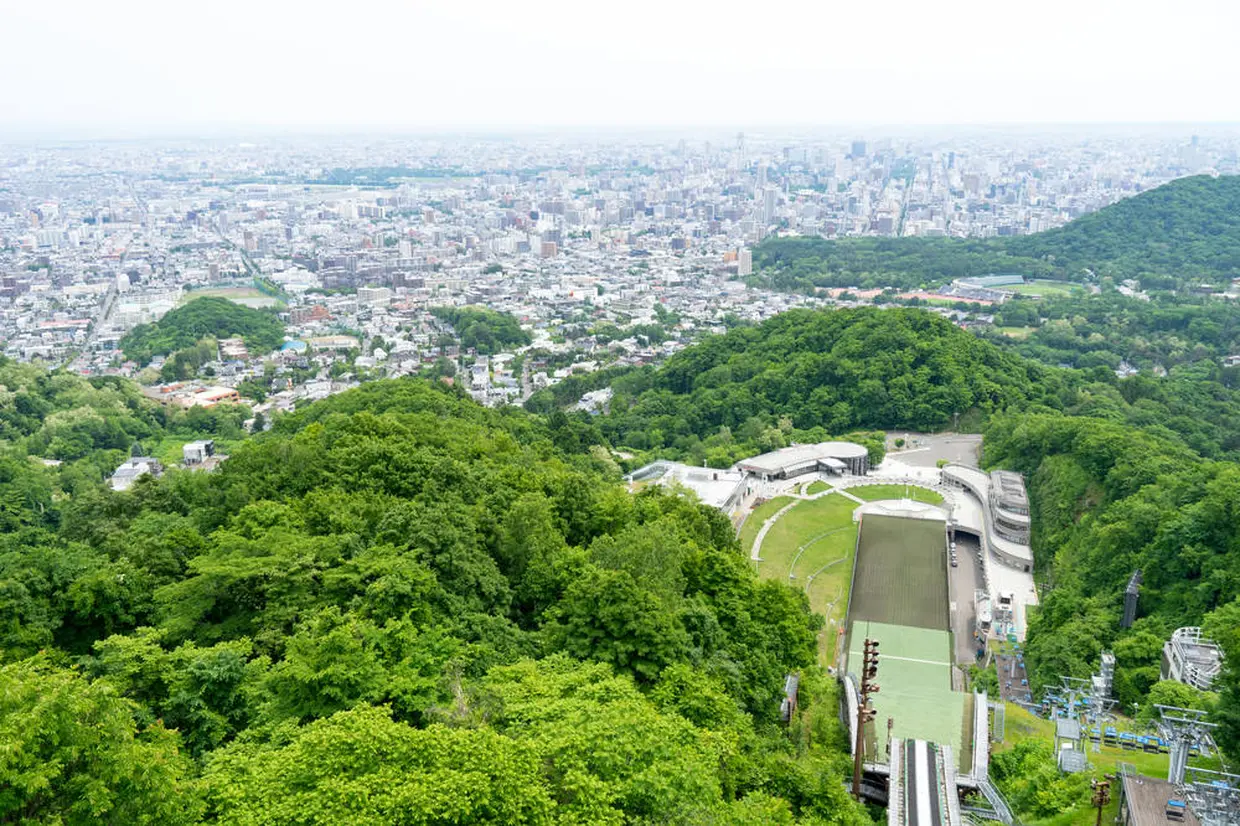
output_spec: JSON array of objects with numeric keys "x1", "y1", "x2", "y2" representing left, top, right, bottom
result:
[
  {"x1": 947, "y1": 532, "x2": 985, "y2": 665},
  {"x1": 885, "y1": 432, "x2": 982, "y2": 469}
]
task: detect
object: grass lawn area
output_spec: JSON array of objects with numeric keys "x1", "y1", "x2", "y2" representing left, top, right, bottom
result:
[
  {"x1": 992, "y1": 700, "x2": 1219, "y2": 825},
  {"x1": 144, "y1": 436, "x2": 244, "y2": 468},
  {"x1": 746, "y1": 494, "x2": 859, "y2": 664},
  {"x1": 998, "y1": 702, "x2": 1172, "y2": 778},
  {"x1": 1004, "y1": 279, "x2": 1079, "y2": 298},
  {"x1": 995, "y1": 325, "x2": 1036, "y2": 339},
  {"x1": 996, "y1": 702, "x2": 1178, "y2": 826},
  {"x1": 755, "y1": 493, "x2": 856, "y2": 581},
  {"x1": 739, "y1": 496, "x2": 795, "y2": 556},
  {"x1": 806, "y1": 480, "x2": 829, "y2": 495},
  {"x1": 848, "y1": 483, "x2": 943, "y2": 505}
]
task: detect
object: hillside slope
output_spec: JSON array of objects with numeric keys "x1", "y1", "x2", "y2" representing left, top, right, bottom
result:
[
  {"x1": 0, "y1": 375, "x2": 869, "y2": 825},
  {"x1": 755, "y1": 174, "x2": 1240, "y2": 290},
  {"x1": 120, "y1": 296, "x2": 285, "y2": 365},
  {"x1": 596, "y1": 307, "x2": 1066, "y2": 466}
]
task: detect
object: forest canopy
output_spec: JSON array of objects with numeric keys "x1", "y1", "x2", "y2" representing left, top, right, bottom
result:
[
  {"x1": 755, "y1": 174, "x2": 1240, "y2": 291},
  {"x1": 120, "y1": 297, "x2": 285, "y2": 366},
  {"x1": 592, "y1": 307, "x2": 1059, "y2": 466},
  {"x1": 0, "y1": 375, "x2": 870, "y2": 825},
  {"x1": 429, "y1": 305, "x2": 532, "y2": 354}
]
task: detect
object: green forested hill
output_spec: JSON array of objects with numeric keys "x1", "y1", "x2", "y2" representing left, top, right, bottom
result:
[
  {"x1": 983, "y1": 413, "x2": 1240, "y2": 759},
  {"x1": 0, "y1": 376, "x2": 870, "y2": 825},
  {"x1": 1004, "y1": 174, "x2": 1240, "y2": 284},
  {"x1": 596, "y1": 307, "x2": 1066, "y2": 466},
  {"x1": 755, "y1": 174, "x2": 1240, "y2": 290},
  {"x1": 429, "y1": 305, "x2": 532, "y2": 354},
  {"x1": 120, "y1": 296, "x2": 285, "y2": 366}
]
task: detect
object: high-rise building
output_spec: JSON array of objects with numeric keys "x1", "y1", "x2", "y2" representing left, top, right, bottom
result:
[
  {"x1": 738, "y1": 249, "x2": 753, "y2": 276},
  {"x1": 357, "y1": 286, "x2": 392, "y2": 308},
  {"x1": 763, "y1": 188, "x2": 777, "y2": 224},
  {"x1": 851, "y1": 139, "x2": 867, "y2": 158}
]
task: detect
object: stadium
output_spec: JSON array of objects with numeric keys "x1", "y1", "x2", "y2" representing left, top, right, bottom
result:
[{"x1": 840, "y1": 510, "x2": 991, "y2": 808}]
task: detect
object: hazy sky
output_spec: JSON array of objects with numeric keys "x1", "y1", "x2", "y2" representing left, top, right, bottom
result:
[{"x1": 4, "y1": 0, "x2": 1239, "y2": 136}]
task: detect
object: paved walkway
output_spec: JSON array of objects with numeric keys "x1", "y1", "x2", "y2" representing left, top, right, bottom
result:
[
  {"x1": 750, "y1": 499, "x2": 801, "y2": 561},
  {"x1": 826, "y1": 483, "x2": 865, "y2": 505}
]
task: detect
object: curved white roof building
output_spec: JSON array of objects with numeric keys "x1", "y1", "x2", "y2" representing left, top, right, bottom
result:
[{"x1": 738, "y1": 441, "x2": 870, "y2": 479}]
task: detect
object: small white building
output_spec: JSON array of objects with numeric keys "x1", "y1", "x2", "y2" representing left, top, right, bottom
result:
[
  {"x1": 1162, "y1": 627, "x2": 1223, "y2": 691},
  {"x1": 626, "y1": 461, "x2": 746, "y2": 511},
  {"x1": 183, "y1": 440, "x2": 215, "y2": 465},
  {"x1": 110, "y1": 457, "x2": 164, "y2": 491}
]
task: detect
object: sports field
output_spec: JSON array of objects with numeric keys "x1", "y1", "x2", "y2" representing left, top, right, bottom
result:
[
  {"x1": 847, "y1": 620, "x2": 964, "y2": 759},
  {"x1": 182, "y1": 286, "x2": 282, "y2": 308},
  {"x1": 1003, "y1": 279, "x2": 1079, "y2": 298},
  {"x1": 849, "y1": 513, "x2": 948, "y2": 630},
  {"x1": 847, "y1": 483, "x2": 944, "y2": 505}
]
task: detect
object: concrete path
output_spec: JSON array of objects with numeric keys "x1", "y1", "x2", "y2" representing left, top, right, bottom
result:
[
  {"x1": 749, "y1": 499, "x2": 801, "y2": 561},
  {"x1": 825, "y1": 483, "x2": 866, "y2": 505}
]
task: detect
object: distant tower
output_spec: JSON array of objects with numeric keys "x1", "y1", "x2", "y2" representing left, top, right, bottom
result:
[
  {"x1": 1121, "y1": 570, "x2": 1142, "y2": 628},
  {"x1": 1091, "y1": 652, "x2": 1115, "y2": 705}
]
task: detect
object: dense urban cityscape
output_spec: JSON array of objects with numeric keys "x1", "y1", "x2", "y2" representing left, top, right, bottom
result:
[{"x1": 2, "y1": 129, "x2": 1236, "y2": 420}]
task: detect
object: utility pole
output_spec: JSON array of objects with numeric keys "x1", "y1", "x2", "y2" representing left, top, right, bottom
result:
[
  {"x1": 852, "y1": 638, "x2": 880, "y2": 800},
  {"x1": 1090, "y1": 777, "x2": 1110, "y2": 826}
]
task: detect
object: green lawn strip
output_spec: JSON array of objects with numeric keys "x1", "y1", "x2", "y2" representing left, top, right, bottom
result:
[
  {"x1": 743, "y1": 492, "x2": 859, "y2": 665},
  {"x1": 144, "y1": 436, "x2": 245, "y2": 468},
  {"x1": 998, "y1": 702, "x2": 1172, "y2": 777},
  {"x1": 739, "y1": 496, "x2": 796, "y2": 556},
  {"x1": 806, "y1": 480, "x2": 829, "y2": 495},
  {"x1": 1005, "y1": 279, "x2": 1079, "y2": 297},
  {"x1": 803, "y1": 534, "x2": 856, "y2": 656},
  {"x1": 848, "y1": 483, "x2": 944, "y2": 505},
  {"x1": 757, "y1": 494, "x2": 856, "y2": 581}
]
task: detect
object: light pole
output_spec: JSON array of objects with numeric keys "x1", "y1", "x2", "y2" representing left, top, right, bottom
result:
[
  {"x1": 852, "y1": 638, "x2": 880, "y2": 800},
  {"x1": 1090, "y1": 777, "x2": 1111, "y2": 826}
]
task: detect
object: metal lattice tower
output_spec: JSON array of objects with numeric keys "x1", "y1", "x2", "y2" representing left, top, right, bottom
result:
[
  {"x1": 1156, "y1": 705, "x2": 1217, "y2": 786},
  {"x1": 1086, "y1": 653, "x2": 1118, "y2": 725},
  {"x1": 1181, "y1": 766, "x2": 1240, "y2": 826},
  {"x1": 1042, "y1": 657, "x2": 1118, "y2": 729}
]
